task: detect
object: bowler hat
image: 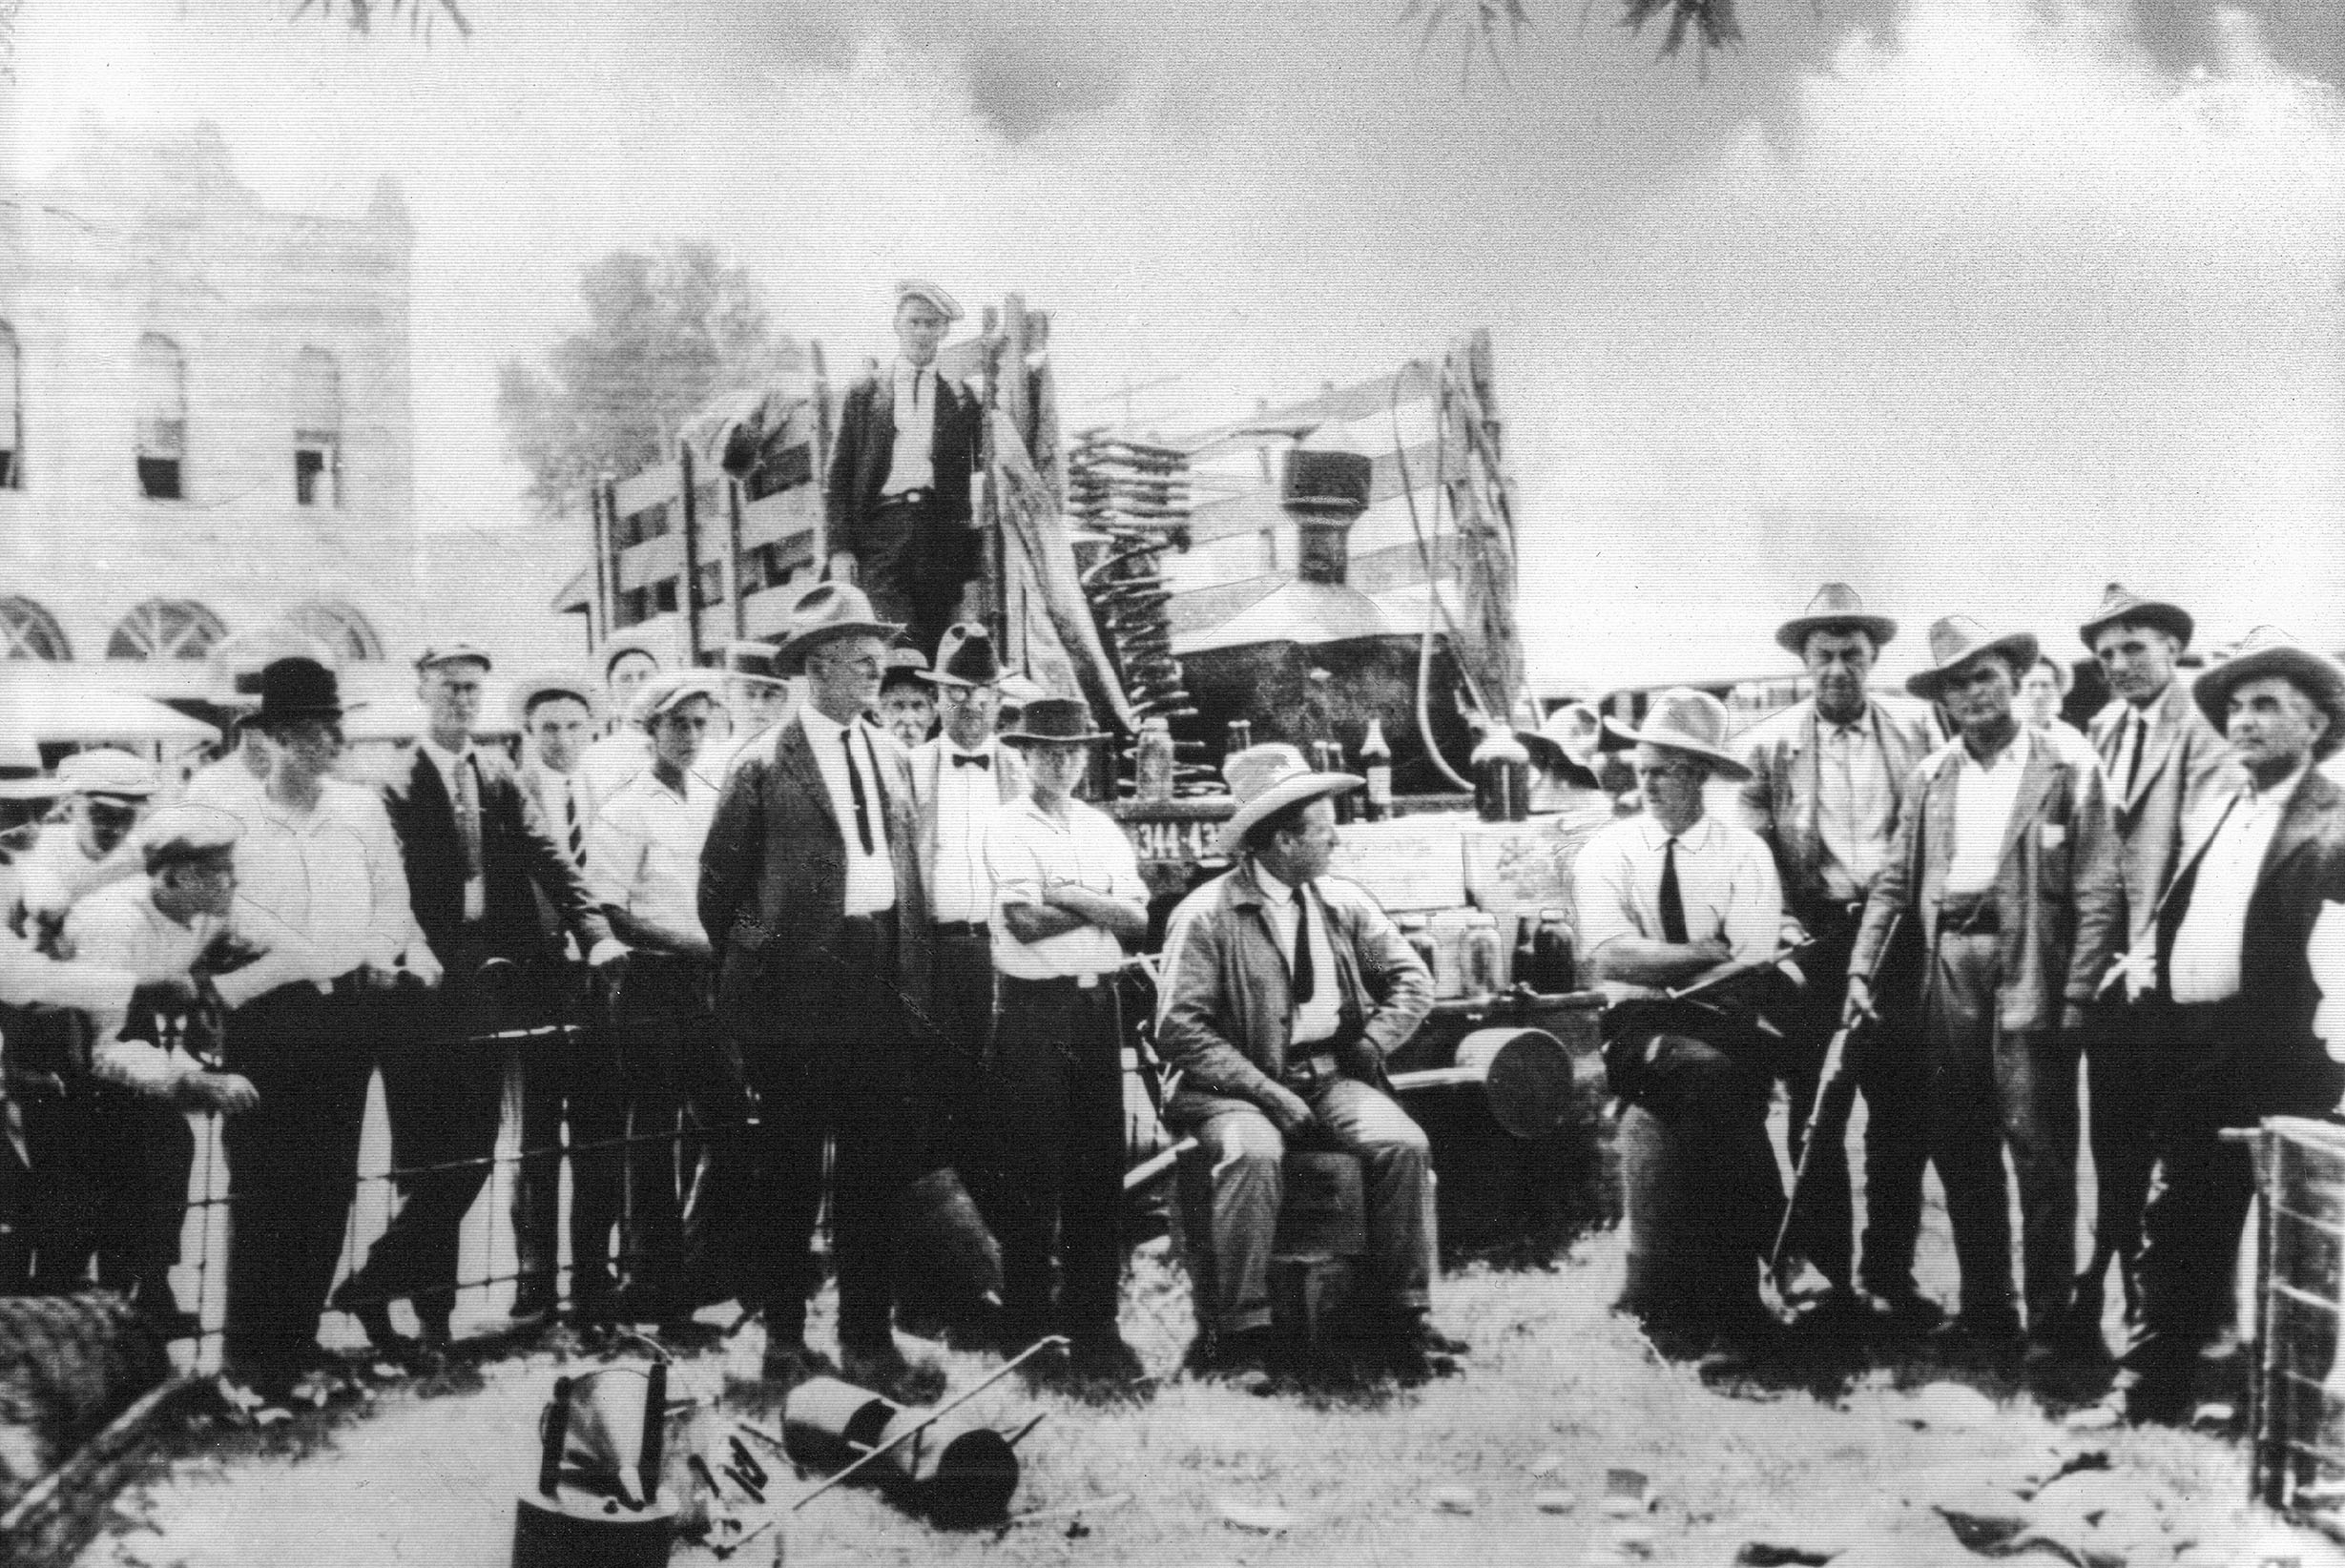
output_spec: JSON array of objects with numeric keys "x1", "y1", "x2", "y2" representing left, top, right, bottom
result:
[
  {"x1": 999, "y1": 697, "x2": 1111, "y2": 749},
  {"x1": 1776, "y1": 583, "x2": 1898, "y2": 657},
  {"x1": 2193, "y1": 626, "x2": 2345, "y2": 761},
  {"x1": 1217, "y1": 743, "x2": 1363, "y2": 855},
  {"x1": 1904, "y1": 617, "x2": 2040, "y2": 702},
  {"x1": 772, "y1": 583, "x2": 905, "y2": 673},
  {"x1": 921, "y1": 625, "x2": 1005, "y2": 689},
  {"x1": 2079, "y1": 583, "x2": 2193, "y2": 652},
  {"x1": 1599, "y1": 689, "x2": 1753, "y2": 781},
  {"x1": 256, "y1": 656, "x2": 350, "y2": 726}
]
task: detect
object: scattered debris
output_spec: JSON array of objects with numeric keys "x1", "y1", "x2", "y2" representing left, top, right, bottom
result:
[
  {"x1": 1432, "y1": 1485, "x2": 1478, "y2": 1514},
  {"x1": 1218, "y1": 1499, "x2": 1297, "y2": 1534},
  {"x1": 1535, "y1": 1490, "x2": 1577, "y2": 1515},
  {"x1": 1738, "y1": 1516, "x2": 1865, "y2": 1563},
  {"x1": 1926, "y1": 1484, "x2": 2031, "y2": 1550},
  {"x1": 999, "y1": 1492, "x2": 1133, "y2": 1531},
  {"x1": 2064, "y1": 1406, "x2": 2122, "y2": 1434},
  {"x1": 1906, "y1": 1383, "x2": 1998, "y2": 1431},
  {"x1": 1602, "y1": 1467, "x2": 1652, "y2": 1517},
  {"x1": 1611, "y1": 1521, "x2": 1658, "y2": 1557}
]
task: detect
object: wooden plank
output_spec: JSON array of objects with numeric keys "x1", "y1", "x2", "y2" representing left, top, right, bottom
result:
[
  {"x1": 738, "y1": 483, "x2": 821, "y2": 554},
  {"x1": 0, "y1": 1374, "x2": 201, "y2": 1568},
  {"x1": 1183, "y1": 436, "x2": 1459, "y2": 546},
  {"x1": 612, "y1": 460, "x2": 681, "y2": 521},
  {"x1": 1348, "y1": 536, "x2": 1454, "y2": 597},
  {"x1": 615, "y1": 533, "x2": 683, "y2": 593},
  {"x1": 1182, "y1": 361, "x2": 1440, "y2": 462},
  {"x1": 740, "y1": 577, "x2": 820, "y2": 641}
]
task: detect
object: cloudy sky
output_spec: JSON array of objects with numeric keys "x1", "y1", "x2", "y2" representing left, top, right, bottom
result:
[{"x1": 7, "y1": 0, "x2": 2339, "y2": 687}]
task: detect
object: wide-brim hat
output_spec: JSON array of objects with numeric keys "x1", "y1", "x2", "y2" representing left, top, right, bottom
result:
[
  {"x1": 2193, "y1": 626, "x2": 2345, "y2": 760},
  {"x1": 2079, "y1": 582, "x2": 2193, "y2": 652},
  {"x1": 256, "y1": 656, "x2": 355, "y2": 726},
  {"x1": 1904, "y1": 617, "x2": 2041, "y2": 702},
  {"x1": 632, "y1": 670, "x2": 725, "y2": 726},
  {"x1": 716, "y1": 640, "x2": 780, "y2": 683},
  {"x1": 55, "y1": 747, "x2": 159, "y2": 800},
  {"x1": 1599, "y1": 688, "x2": 1753, "y2": 781},
  {"x1": 1776, "y1": 582, "x2": 1898, "y2": 657},
  {"x1": 1217, "y1": 743, "x2": 1364, "y2": 855},
  {"x1": 999, "y1": 696, "x2": 1112, "y2": 749},
  {"x1": 1516, "y1": 728, "x2": 1601, "y2": 790},
  {"x1": 1517, "y1": 701, "x2": 1603, "y2": 789},
  {"x1": 921, "y1": 624, "x2": 1005, "y2": 689},
  {"x1": 508, "y1": 670, "x2": 605, "y2": 731},
  {"x1": 772, "y1": 583, "x2": 904, "y2": 673}
]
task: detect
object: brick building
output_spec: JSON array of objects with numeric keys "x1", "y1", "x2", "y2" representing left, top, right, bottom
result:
[{"x1": 0, "y1": 122, "x2": 418, "y2": 698}]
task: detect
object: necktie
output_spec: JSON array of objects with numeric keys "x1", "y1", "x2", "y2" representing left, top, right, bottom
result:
[
  {"x1": 910, "y1": 366, "x2": 923, "y2": 410},
  {"x1": 1291, "y1": 886, "x2": 1316, "y2": 1004},
  {"x1": 950, "y1": 752, "x2": 990, "y2": 770},
  {"x1": 456, "y1": 756, "x2": 484, "y2": 880},
  {"x1": 564, "y1": 781, "x2": 586, "y2": 871},
  {"x1": 2123, "y1": 710, "x2": 2145, "y2": 799},
  {"x1": 844, "y1": 726, "x2": 875, "y2": 856},
  {"x1": 1658, "y1": 836, "x2": 1689, "y2": 945}
]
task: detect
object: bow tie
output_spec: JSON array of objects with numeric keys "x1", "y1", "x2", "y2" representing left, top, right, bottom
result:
[{"x1": 950, "y1": 752, "x2": 990, "y2": 770}]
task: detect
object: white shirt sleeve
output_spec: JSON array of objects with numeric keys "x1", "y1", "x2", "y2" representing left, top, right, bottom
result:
[
  {"x1": 1571, "y1": 828, "x2": 1640, "y2": 958},
  {"x1": 1723, "y1": 835, "x2": 1786, "y2": 963}
]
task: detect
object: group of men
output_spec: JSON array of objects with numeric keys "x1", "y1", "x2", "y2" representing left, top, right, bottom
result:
[{"x1": 1586, "y1": 581, "x2": 2345, "y2": 1422}]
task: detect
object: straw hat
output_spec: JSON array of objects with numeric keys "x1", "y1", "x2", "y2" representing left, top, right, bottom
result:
[
  {"x1": 2078, "y1": 582, "x2": 2193, "y2": 652},
  {"x1": 1903, "y1": 617, "x2": 2041, "y2": 703},
  {"x1": 1776, "y1": 583, "x2": 1898, "y2": 657},
  {"x1": 1598, "y1": 689, "x2": 1752, "y2": 781},
  {"x1": 1216, "y1": 743, "x2": 1363, "y2": 855},
  {"x1": 2192, "y1": 627, "x2": 2345, "y2": 760}
]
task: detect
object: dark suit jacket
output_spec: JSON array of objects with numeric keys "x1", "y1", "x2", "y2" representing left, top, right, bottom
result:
[
  {"x1": 823, "y1": 368, "x2": 980, "y2": 556},
  {"x1": 382, "y1": 744, "x2": 613, "y2": 968},
  {"x1": 2149, "y1": 766, "x2": 2345, "y2": 1124},
  {"x1": 2086, "y1": 677, "x2": 2238, "y2": 949},
  {"x1": 699, "y1": 713, "x2": 932, "y2": 1053}
]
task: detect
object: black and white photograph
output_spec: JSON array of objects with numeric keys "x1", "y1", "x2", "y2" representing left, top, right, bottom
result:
[{"x1": 1, "y1": 0, "x2": 2341, "y2": 1562}]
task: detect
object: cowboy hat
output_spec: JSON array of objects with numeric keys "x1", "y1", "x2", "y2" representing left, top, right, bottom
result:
[
  {"x1": 999, "y1": 696, "x2": 1112, "y2": 749},
  {"x1": 2079, "y1": 582, "x2": 2193, "y2": 651},
  {"x1": 920, "y1": 624, "x2": 1005, "y2": 689},
  {"x1": 1517, "y1": 703, "x2": 1602, "y2": 790},
  {"x1": 1216, "y1": 743, "x2": 1363, "y2": 855},
  {"x1": 771, "y1": 583, "x2": 904, "y2": 673},
  {"x1": 1598, "y1": 688, "x2": 1753, "y2": 781},
  {"x1": 2193, "y1": 626, "x2": 2345, "y2": 760},
  {"x1": 508, "y1": 670, "x2": 605, "y2": 731},
  {"x1": 1903, "y1": 617, "x2": 2041, "y2": 702},
  {"x1": 1776, "y1": 583, "x2": 1898, "y2": 657}
]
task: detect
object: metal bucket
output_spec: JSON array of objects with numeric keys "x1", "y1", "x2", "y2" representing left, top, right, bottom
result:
[
  {"x1": 783, "y1": 1376, "x2": 1022, "y2": 1527},
  {"x1": 1615, "y1": 1104, "x2": 1764, "y2": 1339}
]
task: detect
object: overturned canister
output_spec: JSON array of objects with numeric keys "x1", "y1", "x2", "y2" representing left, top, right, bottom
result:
[{"x1": 782, "y1": 1377, "x2": 1022, "y2": 1527}]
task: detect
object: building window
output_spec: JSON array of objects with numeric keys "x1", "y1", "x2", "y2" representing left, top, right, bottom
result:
[
  {"x1": 0, "y1": 597, "x2": 69, "y2": 660},
  {"x1": 0, "y1": 322, "x2": 21, "y2": 490},
  {"x1": 108, "y1": 599, "x2": 225, "y2": 660},
  {"x1": 293, "y1": 347, "x2": 342, "y2": 507},
  {"x1": 282, "y1": 601, "x2": 381, "y2": 662},
  {"x1": 135, "y1": 333, "x2": 188, "y2": 501}
]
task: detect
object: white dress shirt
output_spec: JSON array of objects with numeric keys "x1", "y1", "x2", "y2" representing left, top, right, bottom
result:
[
  {"x1": 233, "y1": 777, "x2": 427, "y2": 991},
  {"x1": 986, "y1": 794, "x2": 1144, "y2": 982},
  {"x1": 182, "y1": 753, "x2": 270, "y2": 826},
  {"x1": 64, "y1": 881, "x2": 229, "y2": 1094},
  {"x1": 2169, "y1": 765, "x2": 2304, "y2": 1005},
  {"x1": 588, "y1": 767, "x2": 716, "y2": 946},
  {"x1": 1244, "y1": 861, "x2": 1346, "y2": 1046},
  {"x1": 1574, "y1": 810, "x2": 1784, "y2": 964},
  {"x1": 1945, "y1": 737, "x2": 2029, "y2": 897},
  {"x1": 799, "y1": 707, "x2": 898, "y2": 917},
  {"x1": 416, "y1": 736, "x2": 488, "y2": 922},
  {"x1": 13, "y1": 824, "x2": 143, "y2": 924},
  {"x1": 882, "y1": 357, "x2": 938, "y2": 498},
  {"x1": 1816, "y1": 715, "x2": 1896, "y2": 900},
  {"x1": 931, "y1": 741, "x2": 1004, "y2": 923}
]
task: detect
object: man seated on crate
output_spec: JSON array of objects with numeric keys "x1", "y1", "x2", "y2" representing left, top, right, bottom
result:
[
  {"x1": 1574, "y1": 688, "x2": 1789, "y2": 1366},
  {"x1": 1154, "y1": 744, "x2": 1463, "y2": 1378}
]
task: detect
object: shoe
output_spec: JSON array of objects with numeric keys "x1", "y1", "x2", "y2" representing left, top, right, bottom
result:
[
  {"x1": 1064, "y1": 1333, "x2": 1147, "y2": 1386},
  {"x1": 2034, "y1": 1311, "x2": 2107, "y2": 1356},
  {"x1": 1860, "y1": 1289, "x2": 1945, "y2": 1340},
  {"x1": 2096, "y1": 1380, "x2": 2189, "y2": 1427},
  {"x1": 508, "y1": 1278, "x2": 558, "y2": 1326},
  {"x1": 840, "y1": 1339, "x2": 947, "y2": 1405},
  {"x1": 1187, "y1": 1326, "x2": 1285, "y2": 1380},
  {"x1": 1931, "y1": 1310, "x2": 2023, "y2": 1351},
  {"x1": 1372, "y1": 1314, "x2": 1470, "y2": 1357},
  {"x1": 759, "y1": 1339, "x2": 836, "y2": 1390},
  {"x1": 414, "y1": 1307, "x2": 455, "y2": 1351},
  {"x1": 598, "y1": 1283, "x2": 675, "y2": 1326},
  {"x1": 347, "y1": 1301, "x2": 416, "y2": 1351},
  {"x1": 1784, "y1": 1289, "x2": 1873, "y2": 1349}
]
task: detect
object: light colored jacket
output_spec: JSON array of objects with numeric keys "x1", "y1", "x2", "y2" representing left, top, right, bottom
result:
[
  {"x1": 1155, "y1": 858, "x2": 1433, "y2": 1125},
  {"x1": 907, "y1": 734, "x2": 1028, "y2": 915},
  {"x1": 1849, "y1": 726, "x2": 2125, "y2": 1035},
  {"x1": 2086, "y1": 677, "x2": 2238, "y2": 949},
  {"x1": 1736, "y1": 694, "x2": 1941, "y2": 916}
]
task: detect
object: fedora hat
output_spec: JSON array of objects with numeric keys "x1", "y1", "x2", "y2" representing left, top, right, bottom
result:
[
  {"x1": 1776, "y1": 583, "x2": 1899, "y2": 657},
  {"x1": 772, "y1": 583, "x2": 904, "y2": 673},
  {"x1": 1904, "y1": 617, "x2": 2040, "y2": 702},
  {"x1": 1599, "y1": 688, "x2": 1753, "y2": 781},
  {"x1": 716, "y1": 640, "x2": 780, "y2": 682},
  {"x1": 256, "y1": 656, "x2": 354, "y2": 727},
  {"x1": 508, "y1": 669, "x2": 605, "y2": 731},
  {"x1": 2078, "y1": 582, "x2": 2194, "y2": 651},
  {"x1": 1216, "y1": 743, "x2": 1363, "y2": 855},
  {"x1": 999, "y1": 696, "x2": 1112, "y2": 749},
  {"x1": 1517, "y1": 702, "x2": 1602, "y2": 789},
  {"x1": 2193, "y1": 626, "x2": 2345, "y2": 760},
  {"x1": 56, "y1": 748, "x2": 159, "y2": 801},
  {"x1": 921, "y1": 624, "x2": 1005, "y2": 689}
]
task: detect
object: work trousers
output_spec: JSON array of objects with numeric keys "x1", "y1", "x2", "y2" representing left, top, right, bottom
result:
[
  {"x1": 745, "y1": 914, "x2": 941, "y2": 1351},
  {"x1": 1924, "y1": 926, "x2": 2078, "y2": 1333},
  {"x1": 508, "y1": 961, "x2": 626, "y2": 1307},
  {"x1": 20, "y1": 1080, "x2": 194, "y2": 1311},
  {"x1": 856, "y1": 496, "x2": 979, "y2": 659},
  {"x1": 1180, "y1": 1077, "x2": 1433, "y2": 1335},
  {"x1": 927, "y1": 922, "x2": 1009, "y2": 1234},
  {"x1": 2077, "y1": 998, "x2": 2157, "y2": 1310},
  {"x1": 1776, "y1": 908, "x2": 1928, "y2": 1296},
  {"x1": 343, "y1": 961, "x2": 506, "y2": 1331},
  {"x1": 987, "y1": 976, "x2": 1126, "y2": 1342},
  {"x1": 611, "y1": 952, "x2": 757, "y2": 1308},
  {"x1": 221, "y1": 980, "x2": 382, "y2": 1379}
]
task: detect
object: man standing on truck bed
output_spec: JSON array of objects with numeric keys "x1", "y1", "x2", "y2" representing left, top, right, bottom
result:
[{"x1": 825, "y1": 280, "x2": 983, "y2": 660}]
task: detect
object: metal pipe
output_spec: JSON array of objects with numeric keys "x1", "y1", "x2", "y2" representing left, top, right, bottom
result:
[{"x1": 789, "y1": 1336, "x2": 1069, "y2": 1513}]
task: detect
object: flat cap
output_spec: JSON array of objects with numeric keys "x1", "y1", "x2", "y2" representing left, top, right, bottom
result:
[
  {"x1": 415, "y1": 641, "x2": 494, "y2": 672},
  {"x1": 137, "y1": 802, "x2": 244, "y2": 868},
  {"x1": 894, "y1": 279, "x2": 964, "y2": 321}
]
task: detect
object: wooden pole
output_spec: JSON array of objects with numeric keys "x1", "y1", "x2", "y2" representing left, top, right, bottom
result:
[
  {"x1": 811, "y1": 340, "x2": 836, "y2": 573},
  {"x1": 596, "y1": 474, "x2": 621, "y2": 639},
  {"x1": 678, "y1": 444, "x2": 706, "y2": 662},
  {"x1": 725, "y1": 474, "x2": 747, "y2": 641}
]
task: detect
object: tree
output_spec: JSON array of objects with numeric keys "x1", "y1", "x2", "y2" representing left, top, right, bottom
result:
[
  {"x1": 495, "y1": 244, "x2": 801, "y2": 518},
  {"x1": 1403, "y1": 0, "x2": 1739, "y2": 79}
]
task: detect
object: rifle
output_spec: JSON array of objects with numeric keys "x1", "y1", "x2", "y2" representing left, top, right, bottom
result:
[{"x1": 1767, "y1": 912, "x2": 1899, "y2": 1290}]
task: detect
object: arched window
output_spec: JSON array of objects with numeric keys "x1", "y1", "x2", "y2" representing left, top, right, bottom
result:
[
  {"x1": 0, "y1": 597, "x2": 69, "y2": 660},
  {"x1": 135, "y1": 333, "x2": 188, "y2": 501},
  {"x1": 0, "y1": 322, "x2": 21, "y2": 490},
  {"x1": 283, "y1": 601, "x2": 381, "y2": 662},
  {"x1": 293, "y1": 346, "x2": 342, "y2": 507},
  {"x1": 108, "y1": 599, "x2": 225, "y2": 661}
]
